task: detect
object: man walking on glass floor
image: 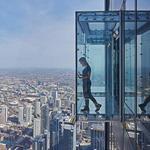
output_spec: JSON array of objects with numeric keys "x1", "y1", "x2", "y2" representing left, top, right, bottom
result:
[{"x1": 78, "y1": 57, "x2": 101, "y2": 113}]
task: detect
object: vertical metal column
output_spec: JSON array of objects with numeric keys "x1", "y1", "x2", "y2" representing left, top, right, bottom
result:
[
  {"x1": 75, "y1": 12, "x2": 78, "y2": 121},
  {"x1": 119, "y1": 6, "x2": 125, "y2": 123},
  {"x1": 105, "y1": 0, "x2": 110, "y2": 11},
  {"x1": 105, "y1": 41, "x2": 113, "y2": 119},
  {"x1": 105, "y1": 122, "x2": 110, "y2": 150},
  {"x1": 119, "y1": 2, "x2": 125, "y2": 149},
  {"x1": 134, "y1": 0, "x2": 138, "y2": 149}
]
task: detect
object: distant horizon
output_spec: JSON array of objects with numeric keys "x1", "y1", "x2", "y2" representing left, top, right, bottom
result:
[{"x1": 0, "y1": 67, "x2": 74, "y2": 70}]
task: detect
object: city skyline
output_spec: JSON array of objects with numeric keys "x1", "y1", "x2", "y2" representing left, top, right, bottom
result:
[{"x1": 0, "y1": 68, "x2": 76, "y2": 149}]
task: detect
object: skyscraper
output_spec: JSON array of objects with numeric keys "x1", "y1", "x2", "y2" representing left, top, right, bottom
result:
[
  {"x1": 41, "y1": 104, "x2": 49, "y2": 133},
  {"x1": 51, "y1": 89, "x2": 58, "y2": 100},
  {"x1": 49, "y1": 112, "x2": 62, "y2": 150},
  {"x1": 35, "y1": 100, "x2": 41, "y2": 117},
  {"x1": 32, "y1": 135, "x2": 46, "y2": 150},
  {"x1": 90, "y1": 124, "x2": 105, "y2": 150},
  {"x1": 33, "y1": 117, "x2": 41, "y2": 138},
  {"x1": 40, "y1": 96, "x2": 48, "y2": 105},
  {"x1": 55, "y1": 98, "x2": 61, "y2": 110},
  {"x1": 0, "y1": 105, "x2": 8, "y2": 124},
  {"x1": 71, "y1": 102, "x2": 75, "y2": 116},
  {"x1": 18, "y1": 105, "x2": 24, "y2": 124},
  {"x1": 44, "y1": 130, "x2": 50, "y2": 150},
  {"x1": 60, "y1": 122, "x2": 76, "y2": 150},
  {"x1": 0, "y1": 143, "x2": 7, "y2": 150},
  {"x1": 25, "y1": 104, "x2": 32, "y2": 124}
]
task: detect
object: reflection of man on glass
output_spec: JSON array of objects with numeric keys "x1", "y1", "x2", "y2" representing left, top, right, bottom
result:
[
  {"x1": 78, "y1": 57, "x2": 101, "y2": 113},
  {"x1": 139, "y1": 95, "x2": 150, "y2": 113}
]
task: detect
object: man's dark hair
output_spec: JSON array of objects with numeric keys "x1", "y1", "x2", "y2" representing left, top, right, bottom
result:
[{"x1": 79, "y1": 57, "x2": 87, "y2": 63}]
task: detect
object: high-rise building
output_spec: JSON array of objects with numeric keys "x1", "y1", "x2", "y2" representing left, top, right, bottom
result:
[
  {"x1": 50, "y1": 115, "x2": 76, "y2": 150},
  {"x1": 33, "y1": 117, "x2": 41, "y2": 138},
  {"x1": 51, "y1": 90, "x2": 58, "y2": 100},
  {"x1": 35, "y1": 100, "x2": 41, "y2": 117},
  {"x1": 71, "y1": 102, "x2": 75, "y2": 116},
  {"x1": 0, "y1": 105, "x2": 8, "y2": 124},
  {"x1": 55, "y1": 98, "x2": 61, "y2": 110},
  {"x1": 0, "y1": 143, "x2": 7, "y2": 150},
  {"x1": 41, "y1": 104, "x2": 49, "y2": 133},
  {"x1": 49, "y1": 112, "x2": 62, "y2": 150},
  {"x1": 51, "y1": 131, "x2": 57, "y2": 149},
  {"x1": 25, "y1": 104, "x2": 32, "y2": 124},
  {"x1": 40, "y1": 96, "x2": 48, "y2": 105},
  {"x1": 60, "y1": 121, "x2": 76, "y2": 150},
  {"x1": 48, "y1": 96, "x2": 54, "y2": 108},
  {"x1": 44, "y1": 130, "x2": 50, "y2": 150},
  {"x1": 90, "y1": 124, "x2": 105, "y2": 150},
  {"x1": 18, "y1": 105, "x2": 24, "y2": 124},
  {"x1": 32, "y1": 135, "x2": 46, "y2": 150}
]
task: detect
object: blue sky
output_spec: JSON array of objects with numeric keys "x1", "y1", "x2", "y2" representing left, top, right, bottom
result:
[{"x1": 0, "y1": 0, "x2": 104, "y2": 69}]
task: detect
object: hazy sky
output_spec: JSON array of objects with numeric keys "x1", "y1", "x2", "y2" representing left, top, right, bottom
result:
[{"x1": 0, "y1": 0, "x2": 104, "y2": 69}]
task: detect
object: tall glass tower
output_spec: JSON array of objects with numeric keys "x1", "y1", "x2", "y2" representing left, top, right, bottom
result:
[{"x1": 76, "y1": 0, "x2": 150, "y2": 149}]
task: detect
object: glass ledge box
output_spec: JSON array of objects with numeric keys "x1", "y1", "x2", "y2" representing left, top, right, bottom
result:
[{"x1": 76, "y1": 11, "x2": 150, "y2": 120}]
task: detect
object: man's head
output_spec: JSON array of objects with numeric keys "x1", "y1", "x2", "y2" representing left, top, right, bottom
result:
[{"x1": 79, "y1": 57, "x2": 87, "y2": 67}]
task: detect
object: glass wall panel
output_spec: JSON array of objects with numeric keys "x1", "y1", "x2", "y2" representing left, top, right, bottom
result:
[
  {"x1": 137, "y1": 21, "x2": 150, "y2": 115},
  {"x1": 109, "y1": 0, "x2": 137, "y2": 11},
  {"x1": 76, "y1": 120, "x2": 107, "y2": 150},
  {"x1": 76, "y1": 11, "x2": 120, "y2": 118},
  {"x1": 126, "y1": 0, "x2": 135, "y2": 10},
  {"x1": 112, "y1": 32, "x2": 120, "y2": 116},
  {"x1": 124, "y1": 11, "x2": 137, "y2": 149},
  {"x1": 110, "y1": 0, "x2": 123, "y2": 10},
  {"x1": 76, "y1": 12, "x2": 106, "y2": 116},
  {"x1": 137, "y1": 0, "x2": 150, "y2": 10},
  {"x1": 123, "y1": 11, "x2": 150, "y2": 149},
  {"x1": 124, "y1": 15, "x2": 136, "y2": 119}
]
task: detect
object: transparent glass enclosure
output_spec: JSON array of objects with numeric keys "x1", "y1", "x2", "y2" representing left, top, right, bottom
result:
[
  {"x1": 76, "y1": 13, "x2": 105, "y2": 115},
  {"x1": 76, "y1": 11, "x2": 120, "y2": 117},
  {"x1": 76, "y1": 11, "x2": 150, "y2": 120},
  {"x1": 123, "y1": 11, "x2": 150, "y2": 118},
  {"x1": 123, "y1": 11, "x2": 150, "y2": 149}
]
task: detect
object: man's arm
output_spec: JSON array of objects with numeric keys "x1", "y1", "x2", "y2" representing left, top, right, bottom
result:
[{"x1": 78, "y1": 72, "x2": 90, "y2": 79}]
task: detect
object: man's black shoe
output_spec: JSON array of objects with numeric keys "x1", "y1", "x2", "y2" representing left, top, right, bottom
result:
[
  {"x1": 95, "y1": 104, "x2": 101, "y2": 112},
  {"x1": 81, "y1": 107, "x2": 89, "y2": 112},
  {"x1": 139, "y1": 104, "x2": 146, "y2": 113}
]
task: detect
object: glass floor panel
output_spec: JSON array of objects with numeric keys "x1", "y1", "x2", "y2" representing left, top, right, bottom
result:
[{"x1": 77, "y1": 97, "x2": 105, "y2": 115}]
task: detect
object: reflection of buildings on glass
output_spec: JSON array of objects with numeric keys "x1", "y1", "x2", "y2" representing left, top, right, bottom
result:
[
  {"x1": 76, "y1": 120, "x2": 109, "y2": 150},
  {"x1": 91, "y1": 124, "x2": 105, "y2": 150}
]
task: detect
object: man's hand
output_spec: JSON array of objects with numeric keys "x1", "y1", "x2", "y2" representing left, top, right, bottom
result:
[{"x1": 78, "y1": 72, "x2": 82, "y2": 78}]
